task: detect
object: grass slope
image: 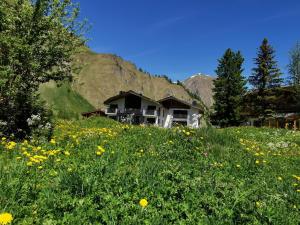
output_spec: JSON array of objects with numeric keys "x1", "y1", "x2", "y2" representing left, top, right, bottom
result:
[
  {"x1": 1, "y1": 118, "x2": 300, "y2": 224},
  {"x1": 39, "y1": 81, "x2": 95, "y2": 119}
]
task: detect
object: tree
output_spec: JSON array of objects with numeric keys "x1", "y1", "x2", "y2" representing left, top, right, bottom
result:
[
  {"x1": 248, "y1": 38, "x2": 283, "y2": 121},
  {"x1": 212, "y1": 49, "x2": 246, "y2": 127},
  {"x1": 288, "y1": 42, "x2": 300, "y2": 86},
  {"x1": 0, "y1": 0, "x2": 87, "y2": 139}
]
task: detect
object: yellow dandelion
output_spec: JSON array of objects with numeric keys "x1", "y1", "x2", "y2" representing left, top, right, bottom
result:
[
  {"x1": 64, "y1": 151, "x2": 70, "y2": 156},
  {"x1": 255, "y1": 160, "x2": 260, "y2": 164},
  {"x1": 38, "y1": 166, "x2": 43, "y2": 170},
  {"x1": 27, "y1": 162, "x2": 33, "y2": 166},
  {"x1": 0, "y1": 212, "x2": 13, "y2": 224},
  {"x1": 255, "y1": 201, "x2": 261, "y2": 208},
  {"x1": 50, "y1": 139, "x2": 56, "y2": 145},
  {"x1": 236, "y1": 164, "x2": 241, "y2": 168},
  {"x1": 297, "y1": 189, "x2": 300, "y2": 193},
  {"x1": 277, "y1": 176, "x2": 283, "y2": 181},
  {"x1": 139, "y1": 198, "x2": 148, "y2": 208}
]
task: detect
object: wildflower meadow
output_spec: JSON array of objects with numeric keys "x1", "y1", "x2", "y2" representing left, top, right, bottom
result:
[{"x1": 0, "y1": 117, "x2": 300, "y2": 224}]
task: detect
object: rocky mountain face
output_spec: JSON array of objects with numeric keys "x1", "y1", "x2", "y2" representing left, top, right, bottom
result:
[
  {"x1": 72, "y1": 49, "x2": 197, "y2": 109},
  {"x1": 183, "y1": 73, "x2": 215, "y2": 109}
]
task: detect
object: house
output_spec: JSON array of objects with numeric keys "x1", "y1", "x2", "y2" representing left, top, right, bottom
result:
[
  {"x1": 242, "y1": 86, "x2": 300, "y2": 130},
  {"x1": 103, "y1": 90, "x2": 203, "y2": 128}
]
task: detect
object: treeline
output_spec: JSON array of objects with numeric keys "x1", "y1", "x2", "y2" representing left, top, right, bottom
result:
[{"x1": 212, "y1": 38, "x2": 300, "y2": 127}]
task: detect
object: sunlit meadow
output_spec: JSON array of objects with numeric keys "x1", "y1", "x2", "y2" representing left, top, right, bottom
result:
[{"x1": 1, "y1": 117, "x2": 300, "y2": 224}]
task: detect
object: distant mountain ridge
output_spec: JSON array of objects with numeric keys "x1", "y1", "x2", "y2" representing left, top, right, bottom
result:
[{"x1": 183, "y1": 73, "x2": 215, "y2": 109}]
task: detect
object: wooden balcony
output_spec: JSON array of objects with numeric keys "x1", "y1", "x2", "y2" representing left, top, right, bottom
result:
[
  {"x1": 105, "y1": 108, "x2": 118, "y2": 115},
  {"x1": 143, "y1": 109, "x2": 157, "y2": 117},
  {"x1": 173, "y1": 114, "x2": 188, "y2": 119}
]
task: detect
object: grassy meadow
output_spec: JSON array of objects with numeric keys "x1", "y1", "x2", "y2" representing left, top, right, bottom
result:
[{"x1": 1, "y1": 117, "x2": 300, "y2": 224}]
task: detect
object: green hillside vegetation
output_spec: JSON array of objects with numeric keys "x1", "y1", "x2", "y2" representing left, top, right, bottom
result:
[
  {"x1": 39, "y1": 81, "x2": 95, "y2": 119},
  {"x1": 1, "y1": 117, "x2": 300, "y2": 224}
]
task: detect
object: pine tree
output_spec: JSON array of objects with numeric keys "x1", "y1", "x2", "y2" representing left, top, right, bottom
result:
[
  {"x1": 248, "y1": 38, "x2": 282, "y2": 121},
  {"x1": 212, "y1": 49, "x2": 247, "y2": 127},
  {"x1": 288, "y1": 42, "x2": 300, "y2": 86}
]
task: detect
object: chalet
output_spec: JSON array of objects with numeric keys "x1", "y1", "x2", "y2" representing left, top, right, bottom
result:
[
  {"x1": 103, "y1": 90, "x2": 203, "y2": 128},
  {"x1": 243, "y1": 86, "x2": 300, "y2": 130}
]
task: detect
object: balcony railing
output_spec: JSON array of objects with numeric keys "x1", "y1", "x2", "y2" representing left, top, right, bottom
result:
[
  {"x1": 105, "y1": 108, "x2": 118, "y2": 115},
  {"x1": 143, "y1": 109, "x2": 157, "y2": 117},
  {"x1": 173, "y1": 114, "x2": 188, "y2": 119}
]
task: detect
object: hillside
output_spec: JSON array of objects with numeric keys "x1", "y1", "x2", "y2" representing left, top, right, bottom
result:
[
  {"x1": 40, "y1": 48, "x2": 207, "y2": 118},
  {"x1": 1, "y1": 117, "x2": 300, "y2": 224},
  {"x1": 39, "y1": 81, "x2": 95, "y2": 119},
  {"x1": 72, "y1": 49, "x2": 197, "y2": 109},
  {"x1": 183, "y1": 73, "x2": 215, "y2": 109}
]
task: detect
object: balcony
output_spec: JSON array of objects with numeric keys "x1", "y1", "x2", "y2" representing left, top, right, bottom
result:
[
  {"x1": 143, "y1": 109, "x2": 157, "y2": 117},
  {"x1": 172, "y1": 114, "x2": 188, "y2": 120},
  {"x1": 105, "y1": 108, "x2": 118, "y2": 115}
]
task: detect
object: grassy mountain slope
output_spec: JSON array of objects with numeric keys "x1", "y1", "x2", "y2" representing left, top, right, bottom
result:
[{"x1": 39, "y1": 81, "x2": 95, "y2": 119}]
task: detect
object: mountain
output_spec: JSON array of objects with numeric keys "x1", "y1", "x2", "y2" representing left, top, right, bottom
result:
[
  {"x1": 183, "y1": 73, "x2": 215, "y2": 109},
  {"x1": 40, "y1": 48, "x2": 205, "y2": 118}
]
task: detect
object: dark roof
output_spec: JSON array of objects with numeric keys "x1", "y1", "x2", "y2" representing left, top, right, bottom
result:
[
  {"x1": 81, "y1": 109, "x2": 105, "y2": 118},
  {"x1": 103, "y1": 90, "x2": 160, "y2": 105},
  {"x1": 158, "y1": 96, "x2": 203, "y2": 112}
]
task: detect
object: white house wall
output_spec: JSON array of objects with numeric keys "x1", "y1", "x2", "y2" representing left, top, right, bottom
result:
[
  {"x1": 108, "y1": 98, "x2": 125, "y2": 112},
  {"x1": 188, "y1": 108, "x2": 201, "y2": 128},
  {"x1": 141, "y1": 99, "x2": 159, "y2": 111},
  {"x1": 160, "y1": 107, "x2": 201, "y2": 128}
]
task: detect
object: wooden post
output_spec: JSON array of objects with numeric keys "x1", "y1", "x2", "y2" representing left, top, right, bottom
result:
[
  {"x1": 276, "y1": 119, "x2": 279, "y2": 128},
  {"x1": 269, "y1": 119, "x2": 271, "y2": 128},
  {"x1": 294, "y1": 120, "x2": 297, "y2": 130}
]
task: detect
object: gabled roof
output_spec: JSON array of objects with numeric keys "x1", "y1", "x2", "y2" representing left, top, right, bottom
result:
[
  {"x1": 158, "y1": 96, "x2": 203, "y2": 112},
  {"x1": 103, "y1": 90, "x2": 160, "y2": 105}
]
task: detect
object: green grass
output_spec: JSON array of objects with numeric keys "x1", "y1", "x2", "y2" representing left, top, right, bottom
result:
[
  {"x1": 1, "y1": 118, "x2": 300, "y2": 224},
  {"x1": 39, "y1": 81, "x2": 95, "y2": 119}
]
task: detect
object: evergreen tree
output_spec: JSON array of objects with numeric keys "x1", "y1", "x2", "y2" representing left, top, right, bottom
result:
[
  {"x1": 248, "y1": 38, "x2": 282, "y2": 121},
  {"x1": 288, "y1": 42, "x2": 300, "y2": 86},
  {"x1": 212, "y1": 49, "x2": 246, "y2": 127}
]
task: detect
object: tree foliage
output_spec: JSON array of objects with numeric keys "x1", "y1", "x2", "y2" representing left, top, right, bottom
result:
[
  {"x1": 212, "y1": 49, "x2": 246, "y2": 127},
  {"x1": 288, "y1": 42, "x2": 300, "y2": 86},
  {"x1": 0, "y1": 0, "x2": 87, "y2": 138},
  {"x1": 248, "y1": 38, "x2": 283, "y2": 121}
]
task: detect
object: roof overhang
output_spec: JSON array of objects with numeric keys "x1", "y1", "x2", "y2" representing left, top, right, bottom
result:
[
  {"x1": 158, "y1": 96, "x2": 203, "y2": 112},
  {"x1": 103, "y1": 90, "x2": 160, "y2": 106}
]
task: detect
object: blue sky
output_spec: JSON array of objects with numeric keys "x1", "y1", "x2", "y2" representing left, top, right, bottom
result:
[{"x1": 76, "y1": 0, "x2": 300, "y2": 81}]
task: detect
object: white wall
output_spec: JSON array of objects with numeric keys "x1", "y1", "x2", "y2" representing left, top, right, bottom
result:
[
  {"x1": 108, "y1": 98, "x2": 125, "y2": 112},
  {"x1": 161, "y1": 107, "x2": 201, "y2": 128},
  {"x1": 141, "y1": 99, "x2": 158, "y2": 111},
  {"x1": 188, "y1": 108, "x2": 201, "y2": 128}
]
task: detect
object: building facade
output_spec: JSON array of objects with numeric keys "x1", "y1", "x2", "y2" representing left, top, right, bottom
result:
[{"x1": 104, "y1": 90, "x2": 203, "y2": 128}]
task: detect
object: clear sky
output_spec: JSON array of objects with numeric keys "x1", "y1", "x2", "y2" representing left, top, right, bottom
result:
[{"x1": 75, "y1": 0, "x2": 300, "y2": 81}]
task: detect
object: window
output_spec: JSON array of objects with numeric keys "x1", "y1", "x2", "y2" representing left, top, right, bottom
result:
[{"x1": 173, "y1": 110, "x2": 188, "y2": 119}]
